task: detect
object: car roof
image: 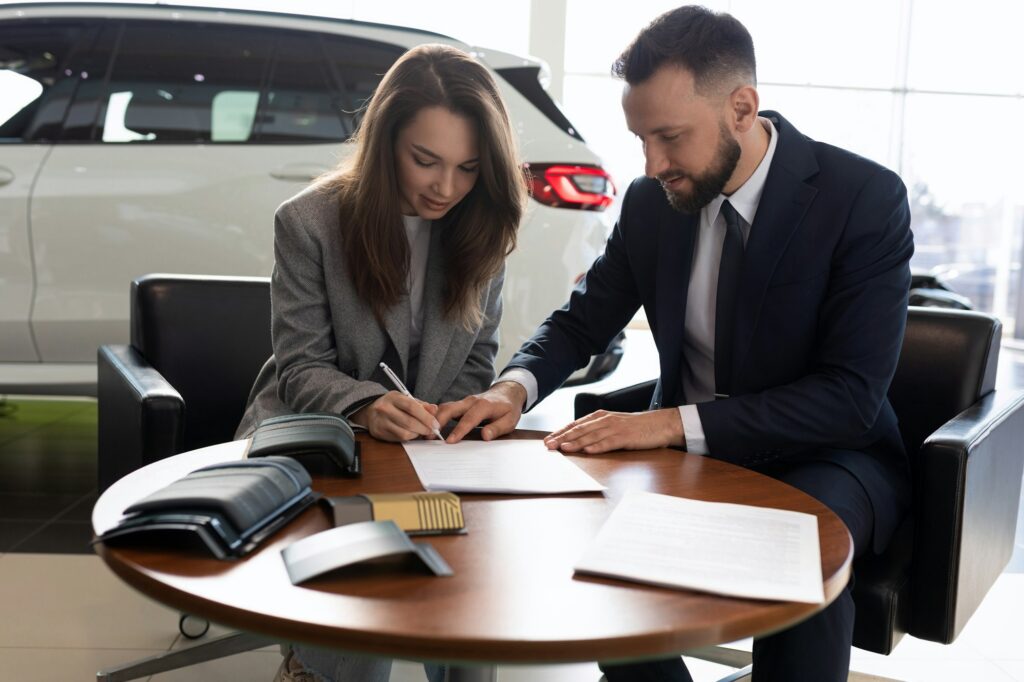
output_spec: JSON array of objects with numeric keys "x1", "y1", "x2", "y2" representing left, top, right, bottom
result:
[
  {"x1": 0, "y1": 2, "x2": 464, "y2": 46},
  {"x1": 0, "y1": 2, "x2": 552, "y2": 71},
  {"x1": 1, "y1": 1, "x2": 598, "y2": 163}
]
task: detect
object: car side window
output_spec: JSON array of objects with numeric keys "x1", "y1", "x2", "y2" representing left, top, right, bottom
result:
[
  {"x1": 98, "y1": 21, "x2": 270, "y2": 143},
  {"x1": 0, "y1": 21, "x2": 86, "y2": 142},
  {"x1": 319, "y1": 35, "x2": 402, "y2": 133},
  {"x1": 252, "y1": 33, "x2": 348, "y2": 143}
]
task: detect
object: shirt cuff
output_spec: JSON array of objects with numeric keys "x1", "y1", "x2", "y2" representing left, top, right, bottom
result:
[
  {"x1": 494, "y1": 367, "x2": 538, "y2": 410},
  {"x1": 679, "y1": 404, "x2": 708, "y2": 455}
]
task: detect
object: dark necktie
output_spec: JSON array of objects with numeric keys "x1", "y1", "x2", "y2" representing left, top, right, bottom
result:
[{"x1": 714, "y1": 200, "x2": 744, "y2": 398}]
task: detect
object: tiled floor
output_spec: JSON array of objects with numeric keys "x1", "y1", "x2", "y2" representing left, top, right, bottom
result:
[{"x1": 1, "y1": 329, "x2": 1023, "y2": 681}]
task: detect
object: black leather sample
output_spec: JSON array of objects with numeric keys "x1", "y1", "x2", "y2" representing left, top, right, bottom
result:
[
  {"x1": 99, "y1": 456, "x2": 316, "y2": 559},
  {"x1": 249, "y1": 413, "x2": 361, "y2": 477}
]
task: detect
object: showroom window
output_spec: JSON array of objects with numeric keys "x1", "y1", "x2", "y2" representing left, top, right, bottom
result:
[
  {"x1": 98, "y1": 22, "x2": 270, "y2": 143},
  {"x1": 558, "y1": 0, "x2": 1024, "y2": 339}
]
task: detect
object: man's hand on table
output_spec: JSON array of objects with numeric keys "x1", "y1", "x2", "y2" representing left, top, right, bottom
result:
[
  {"x1": 436, "y1": 381, "x2": 526, "y2": 443},
  {"x1": 544, "y1": 408, "x2": 685, "y2": 454}
]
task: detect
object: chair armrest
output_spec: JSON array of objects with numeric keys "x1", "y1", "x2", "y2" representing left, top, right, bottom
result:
[
  {"x1": 97, "y1": 345, "x2": 185, "y2": 492},
  {"x1": 574, "y1": 379, "x2": 658, "y2": 419},
  {"x1": 910, "y1": 389, "x2": 1024, "y2": 643}
]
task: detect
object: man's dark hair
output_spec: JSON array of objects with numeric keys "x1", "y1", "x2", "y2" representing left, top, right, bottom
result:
[{"x1": 612, "y1": 5, "x2": 756, "y2": 94}]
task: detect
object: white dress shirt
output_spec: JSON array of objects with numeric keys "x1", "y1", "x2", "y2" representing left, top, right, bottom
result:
[
  {"x1": 501, "y1": 118, "x2": 778, "y2": 455},
  {"x1": 677, "y1": 118, "x2": 777, "y2": 453}
]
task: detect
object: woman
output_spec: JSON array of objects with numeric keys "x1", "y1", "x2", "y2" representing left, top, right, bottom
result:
[{"x1": 235, "y1": 44, "x2": 526, "y2": 681}]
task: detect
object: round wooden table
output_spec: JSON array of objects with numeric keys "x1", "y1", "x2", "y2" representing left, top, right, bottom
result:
[{"x1": 93, "y1": 431, "x2": 852, "y2": 671}]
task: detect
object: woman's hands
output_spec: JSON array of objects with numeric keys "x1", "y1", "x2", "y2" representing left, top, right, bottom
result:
[{"x1": 350, "y1": 391, "x2": 443, "y2": 442}]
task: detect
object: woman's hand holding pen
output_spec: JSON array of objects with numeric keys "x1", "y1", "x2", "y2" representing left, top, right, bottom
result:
[{"x1": 350, "y1": 391, "x2": 442, "y2": 442}]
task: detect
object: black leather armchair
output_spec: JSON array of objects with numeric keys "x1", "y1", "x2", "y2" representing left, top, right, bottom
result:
[
  {"x1": 96, "y1": 274, "x2": 277, "y2": 680},
  {"x1": 576, "y1": 307, "x2": 1024, "y2": 679},
  {"x1": 97, "y1": 274, "x2": 272, "y2": 492}
]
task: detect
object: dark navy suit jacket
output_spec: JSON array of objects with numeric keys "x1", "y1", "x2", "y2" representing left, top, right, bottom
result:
[{"x1": 508, "y1": 111, "x2": 914, "y2": 552}]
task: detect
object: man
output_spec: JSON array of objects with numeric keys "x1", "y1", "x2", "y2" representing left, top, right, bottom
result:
[{"x1": 437, "y1": 6, "x2": 913, "y2": 681}]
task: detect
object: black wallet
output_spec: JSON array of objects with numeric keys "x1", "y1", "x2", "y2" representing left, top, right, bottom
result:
[
  {"x1": 248, "y1": 413, "x2": 361, "y2": 477},
  {"x1": 96, "y1": 457, "x2": 318, "y2": 559}
]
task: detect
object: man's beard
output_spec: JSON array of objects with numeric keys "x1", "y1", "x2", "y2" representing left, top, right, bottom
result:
[{"x1": 659, "y1": 121, "x2": 741, "y2": 214}]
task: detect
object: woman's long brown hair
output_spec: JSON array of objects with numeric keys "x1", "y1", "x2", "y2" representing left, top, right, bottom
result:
[{"x1": 319, "y1": 44, "x2": 526, "y2": 329}]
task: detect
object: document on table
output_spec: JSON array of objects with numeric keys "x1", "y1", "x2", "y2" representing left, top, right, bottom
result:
[
  {"x1": 402, "y1": 439, "x2": 605, "y2": 494},
  {"x1": 574, "y1": 491, "x2": 824, "y2": 603}
]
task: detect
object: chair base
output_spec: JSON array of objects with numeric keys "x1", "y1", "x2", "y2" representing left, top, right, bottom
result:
[
  {"x1": 445, "y1": 666, "x2": 497, "y2": 682},
  {"x1": 686, "y1": 645, "x2": 905, "y2": 682},
  {"x1": 94, "y1": 630, "x2": 498, "y2": 682},
  {"x1": 96, "y1": 631, "x2": 275, "y2": 681},
  {"x1": 93, "y1": 635, "x2": 905, "y2": 681}
]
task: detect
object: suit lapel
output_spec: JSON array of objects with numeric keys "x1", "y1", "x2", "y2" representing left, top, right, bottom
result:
[
  {"x1": 731, "y1": 112, "x2": 818, "y2": 386},
  {"x1": 413, "y1": 224, "x2": 455, "y2": 398},
  {"x1": 655, "y1": 202, "x2": 698, "y2": 405}
]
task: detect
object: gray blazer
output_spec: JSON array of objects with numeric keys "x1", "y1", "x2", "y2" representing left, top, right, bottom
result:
[{"x1": 235, "y1": 184, "x2": 502, "y2": 438}]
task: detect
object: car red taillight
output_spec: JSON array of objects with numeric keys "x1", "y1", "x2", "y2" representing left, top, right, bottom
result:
[{"x1": 525, "y1": 163, "x2": 616, "y2": 211}]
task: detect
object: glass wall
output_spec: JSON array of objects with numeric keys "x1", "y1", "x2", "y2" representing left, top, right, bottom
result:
[{"x1": 561, "y1": 0, "x2": 1024, "y2": 339}]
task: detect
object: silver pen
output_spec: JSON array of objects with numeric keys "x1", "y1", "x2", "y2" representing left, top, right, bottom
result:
[{"x1": 378, "y1": 361, "x2": 446, "y2": 442}]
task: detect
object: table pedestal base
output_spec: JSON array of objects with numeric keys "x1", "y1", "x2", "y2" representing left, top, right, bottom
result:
[
  {"x1": 96, "y1": 631, "x2": 274, "y2": 681},
  {"x1": 446, "y1": 665, "x2": 497, "y2": 682}
]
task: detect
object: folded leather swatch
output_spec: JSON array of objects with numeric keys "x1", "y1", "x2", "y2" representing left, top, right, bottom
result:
[
  {"x1": 96, "y1": 457, "x2": 318, "y2": 559},
  {"x1": 249, "y1": 413, "x2": 360, "y2": 477}
]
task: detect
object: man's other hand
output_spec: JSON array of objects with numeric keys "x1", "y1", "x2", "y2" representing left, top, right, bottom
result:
[
  {"x1": 544, "y1": 408, "x2": 685, "y2": 454},
  {"x1": 436, "y1": 381, "x2": 527, "y2": 443}
]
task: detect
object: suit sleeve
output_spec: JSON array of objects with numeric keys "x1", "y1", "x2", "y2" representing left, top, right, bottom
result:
[
  {"x1": 697, "y1": 167, "x2": 914, "y2": 463},
  {"x1": 441, "y1": 266, "x2": 504, "y2": 401},
  {"x1": 272, "y1": 203, "x2": 387, "y2": 416},
  {"x1": 505, "y1": 179, "x2": 645, "y2": 404}
]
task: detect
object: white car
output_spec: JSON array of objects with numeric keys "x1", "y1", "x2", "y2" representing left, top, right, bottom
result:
[{"x1": 0, "y1": 3, "x2": 623, "y2": 396}]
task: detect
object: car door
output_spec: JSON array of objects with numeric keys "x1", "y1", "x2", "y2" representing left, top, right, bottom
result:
[
  {"x1": 29, "y1": 20, "x2": 398, "y2": 362},
  {"x1": 0, "y1": 20, "x2": 91, "y2": 362}
]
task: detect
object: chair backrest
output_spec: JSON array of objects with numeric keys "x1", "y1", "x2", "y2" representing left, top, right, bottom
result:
[
  {"x1": 887, "y1": 307, "x2": 1000, "y2": 465},
  {"x1": 855, "y1": 306, "x2": 1005, "y2": 653},
  {"x1": 131, "y1": 274, "x2": 272, "y2": 453}
]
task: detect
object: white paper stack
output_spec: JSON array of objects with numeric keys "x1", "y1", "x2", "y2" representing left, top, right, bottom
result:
[{"x1": 575, "y1": 491, "x2": 824, "y2": 603}]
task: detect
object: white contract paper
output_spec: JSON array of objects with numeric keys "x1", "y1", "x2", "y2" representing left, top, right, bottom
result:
[
  {"x1": 402, "y1": 439, "x2": 605, "y2": 494},
  {"x1": 575, "y1": 491, "x2": 824, "y2": 603}
]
